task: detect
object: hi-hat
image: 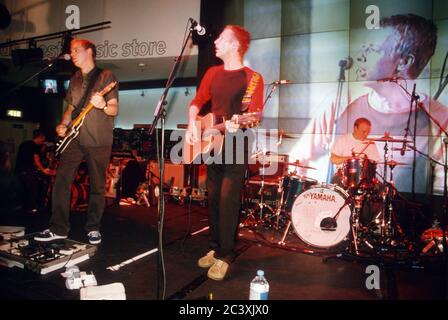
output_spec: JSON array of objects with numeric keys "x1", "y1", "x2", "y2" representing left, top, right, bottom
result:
[
  {"x1": 286, "y1": 161, "x2": 317, "y2": 170},
  {"x1": 378, "y1": 160, "x2": 408, "y2": 166}
]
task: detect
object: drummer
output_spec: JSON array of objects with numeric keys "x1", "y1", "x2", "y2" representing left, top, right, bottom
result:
[{"x1": 330, "y1": 117, "x2": 381, "y2": 183}]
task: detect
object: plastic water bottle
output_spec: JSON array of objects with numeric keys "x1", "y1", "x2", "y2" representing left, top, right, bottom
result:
[{"x1": 249, "y1": 270, "x2": 269, "y2": 300}]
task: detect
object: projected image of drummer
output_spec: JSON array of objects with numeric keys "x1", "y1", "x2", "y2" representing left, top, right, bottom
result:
[
  {"x1": 330, "y1": 117, "x2": 380, "y2": 190},
  {"x1": 290, "y1": 14, "x2": 448, "y2": 194}
]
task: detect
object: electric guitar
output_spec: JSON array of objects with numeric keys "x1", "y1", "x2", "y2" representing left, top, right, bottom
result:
[
  {"x1": 55, "y1": 81, "x2": 118, "y2": 157},
  {"x1": 182, "y1": 112, "x2": 261, "y2": 164}
]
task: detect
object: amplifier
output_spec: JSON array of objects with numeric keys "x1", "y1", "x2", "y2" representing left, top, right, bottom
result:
[
  {"x1": 256, "y1": 154, "x2": 288, "y2": 163},
  {"x1": 249, "y1": 153, "x2": 288, "y2": 179},
  {"x1": 243, "y1": 180, "x2": 280, "y2": 210},
  {"x1": 149, "y1": 161, "x2": 187, "y2": 188}
]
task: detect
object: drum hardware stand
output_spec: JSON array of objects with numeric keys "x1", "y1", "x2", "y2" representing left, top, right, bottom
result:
[
  {"x1": 271, "y1": 175, "x2": 289, "y2": 242},
  {"x1": 252, "y1": 177, "x2": 276, "y2": 227},
  {"x1": 379, "y1": 135, "x2": 398, "y2": 243},
  {"x1": 322, "y1": 180, "x2": 377, "y2": 263},
  {"x1": 241, "y1": 159, "x2": 275, "y2": 228},
  {"x1": 274, "y1": 176, "x2": 288, "y2": 227},
  {"x1": 244, "y1": 77, "x2": 280, "y2": 227},
  {"x1": 278, "y1": 220, "x2": 291, "y2": 245}
]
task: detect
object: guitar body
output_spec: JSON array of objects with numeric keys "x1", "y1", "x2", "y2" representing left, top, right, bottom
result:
[
  {"x1": 55, "y1": 126, "x2": 81, "y2": 157},
  {"x1": 183, "y1": 113, "x2": 224, "y2": 164},
  {"x1": 182, "y1": 112, "x2": 260, "y2": 164},
  {"x1": 54, "y1": 81, "x2": 117, "y2": 157}
]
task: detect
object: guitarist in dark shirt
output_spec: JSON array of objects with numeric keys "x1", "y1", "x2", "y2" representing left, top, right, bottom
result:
[
  {"x1": 185, "y1": 25, "x2": 264, "y2": 280},
  {"x1": 35, "y1": 39, "x2": 119, "y2": 244},
  {"x1": 15, "y1": 129, "x2": 51, "y2": 213}
]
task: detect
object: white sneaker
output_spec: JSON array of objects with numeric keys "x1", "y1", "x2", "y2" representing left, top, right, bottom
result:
[{"x1": 34, "y1": 229, "x2": 67, "y2": 242}]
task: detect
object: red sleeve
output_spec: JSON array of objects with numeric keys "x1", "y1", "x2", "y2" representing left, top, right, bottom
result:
[
  {"x1": 190, "y1": 66, "x2": 221, "y2": 110},
  {"x1": 247, "y1": 70, "x2": 264, "y2": 113}
]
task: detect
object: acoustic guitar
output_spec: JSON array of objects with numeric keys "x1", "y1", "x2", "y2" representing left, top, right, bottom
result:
[{"x1": 182, "y1": 112, "x2": 261, "y2": 164}]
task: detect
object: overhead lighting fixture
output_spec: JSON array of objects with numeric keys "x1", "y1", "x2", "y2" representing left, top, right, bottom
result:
[
  {"x1": 6, "y1": 109, "x2": 22, "y2": 118},
  {"x1": 138, "y1": 62, "x2": 146, "y2": 72}
]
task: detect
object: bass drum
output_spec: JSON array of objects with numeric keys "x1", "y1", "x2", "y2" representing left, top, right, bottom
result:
[{"x1": 291, "y1": 184, "x2": 352, "y2": 248}]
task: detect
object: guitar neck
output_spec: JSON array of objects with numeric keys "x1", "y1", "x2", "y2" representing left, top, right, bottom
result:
[
  {"x1": 70, "y1": 102, "x2": 95, "y2": 128},
  {"x1": 209, "y1": 112, "x2": 261, "y2": 132},
  {"x1": 212, "y1": 122, "x2": 227, "y2": 133},
  {"x1": 68, "y1": 81, "x2": 117, "y2": 129}
]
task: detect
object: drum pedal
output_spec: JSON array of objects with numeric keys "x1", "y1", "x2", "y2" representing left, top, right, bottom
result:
[{"x1": 320, "y1": 217, "x2": 337, "y2": 231}]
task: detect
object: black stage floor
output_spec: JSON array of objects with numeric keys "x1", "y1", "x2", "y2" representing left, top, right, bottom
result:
[{"x1": 0, "y1": 199, "x2": 446, "y2": 301}]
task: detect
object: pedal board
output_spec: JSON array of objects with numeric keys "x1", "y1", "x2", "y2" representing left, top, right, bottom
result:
[{"x1": 0, "y1": 233, "x2": 97, "y2": 274}]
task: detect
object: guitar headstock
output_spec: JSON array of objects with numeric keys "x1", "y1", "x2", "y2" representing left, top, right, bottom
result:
[{"x1": 231, "y1": 112, "x2": 261, "y2": 128}]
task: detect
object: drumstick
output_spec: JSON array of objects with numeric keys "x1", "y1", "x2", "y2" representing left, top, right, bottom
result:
[{"x1": 357, "y1": 140, "x2": 373, "y2": 158}]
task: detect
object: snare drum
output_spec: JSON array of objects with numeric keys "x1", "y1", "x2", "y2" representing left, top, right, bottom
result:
[
  {"x1": 343, "y1": 158, "x2": 377, "y2": 189},
  {"x1": 291, "y1": 184, "x2": 352, "y2": 248},
  {"x1": 282, "y1": 175, "x2": 317, "y2": 212}
]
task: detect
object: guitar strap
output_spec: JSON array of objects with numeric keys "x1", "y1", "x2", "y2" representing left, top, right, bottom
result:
[
  {"x1": 72, "y1": 68, "x2": 103, "y2": 119},
  {"x1": 241, "y1": 71, "x2": 261, "y2": 112}
]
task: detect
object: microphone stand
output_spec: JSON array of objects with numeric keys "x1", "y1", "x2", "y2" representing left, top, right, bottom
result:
[
  {"x1": 326, "y1": 59, "x2": 350, "y2": 183},
  {"x1": 394, "y1": 82, "x2": 422, "y2": 200},
  {"x1": 411, "y1": 84, "x2": 420, "y2": 199},
  {"x1": 1, "y1": 57, "x2": 62, "y2": 101},
  {"x1": 148, "y1": 19, "x2": 195, "y2": 300},
  {"x1": 433, "y1": 50, "x2": 448, "y2": 100},
  {"x1": 401, "y1": 83, "x2": 417, "y2": 199}
]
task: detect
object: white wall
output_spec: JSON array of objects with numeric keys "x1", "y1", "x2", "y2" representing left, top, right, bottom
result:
[{"x1": 115, "y1": 86, "x2": 196, "y2": 130}]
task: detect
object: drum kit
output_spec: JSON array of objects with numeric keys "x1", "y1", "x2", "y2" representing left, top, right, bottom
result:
[{"x1": 242, "y1": 133, "x2": 414, "y2": 256}]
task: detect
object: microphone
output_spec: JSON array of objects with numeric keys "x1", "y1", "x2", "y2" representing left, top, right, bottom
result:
[
  {"x1": 189, "y1": 18, "x2": 206, "y2": 36},
  {"x1": 276, "y1": 130, "x2": 283, "y2": 146},
  {"x1": 339, "y1": 56, "x2": 353, "y2": 70},
  {"x1": 44, "y1": 53, "x2": 71, "y2": 63},
  {"x1": 272, "y1": 80, "x2": 292, "y2": 85},
  {"x1": 400, "y1": 139, "x2": 407, "y2": 156},
  {"x1": 338, "y1": 57, "x2": 352, "y2": 81}
]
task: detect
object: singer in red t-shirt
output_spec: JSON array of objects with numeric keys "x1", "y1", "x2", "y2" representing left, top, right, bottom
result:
[{"x1": 185, "y1": 25, "x2": 264, "y2": 281}]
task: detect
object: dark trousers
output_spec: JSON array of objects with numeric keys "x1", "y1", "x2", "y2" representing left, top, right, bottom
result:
[
  {"x1": 50, "y1": 138, "x2": 111, "y2": 236},
  {"x1": 207, "y1": 163, "x2": 246, "y2": 263}
]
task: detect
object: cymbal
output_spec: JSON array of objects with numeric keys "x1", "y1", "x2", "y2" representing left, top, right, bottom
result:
[
  {"x1": 391, "y1": 147, "x2": 413, "y2": 152},
  {"x1": 285, "y1": 161, "x2": 317, "y2": 170},
  {"x1": 378, "y1": 160, "x2": 408, "y2": 166},
  {"x1": 256, "y1": 130, "x2": 296, "y2": 139},
  {"x1": 368, "y1": 135, "x2": 409, "y2": 143}
]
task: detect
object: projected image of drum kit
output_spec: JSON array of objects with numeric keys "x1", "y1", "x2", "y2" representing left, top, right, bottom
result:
[{"x1": 242, "y1": 133, "x2": 411, "y2": 255}]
